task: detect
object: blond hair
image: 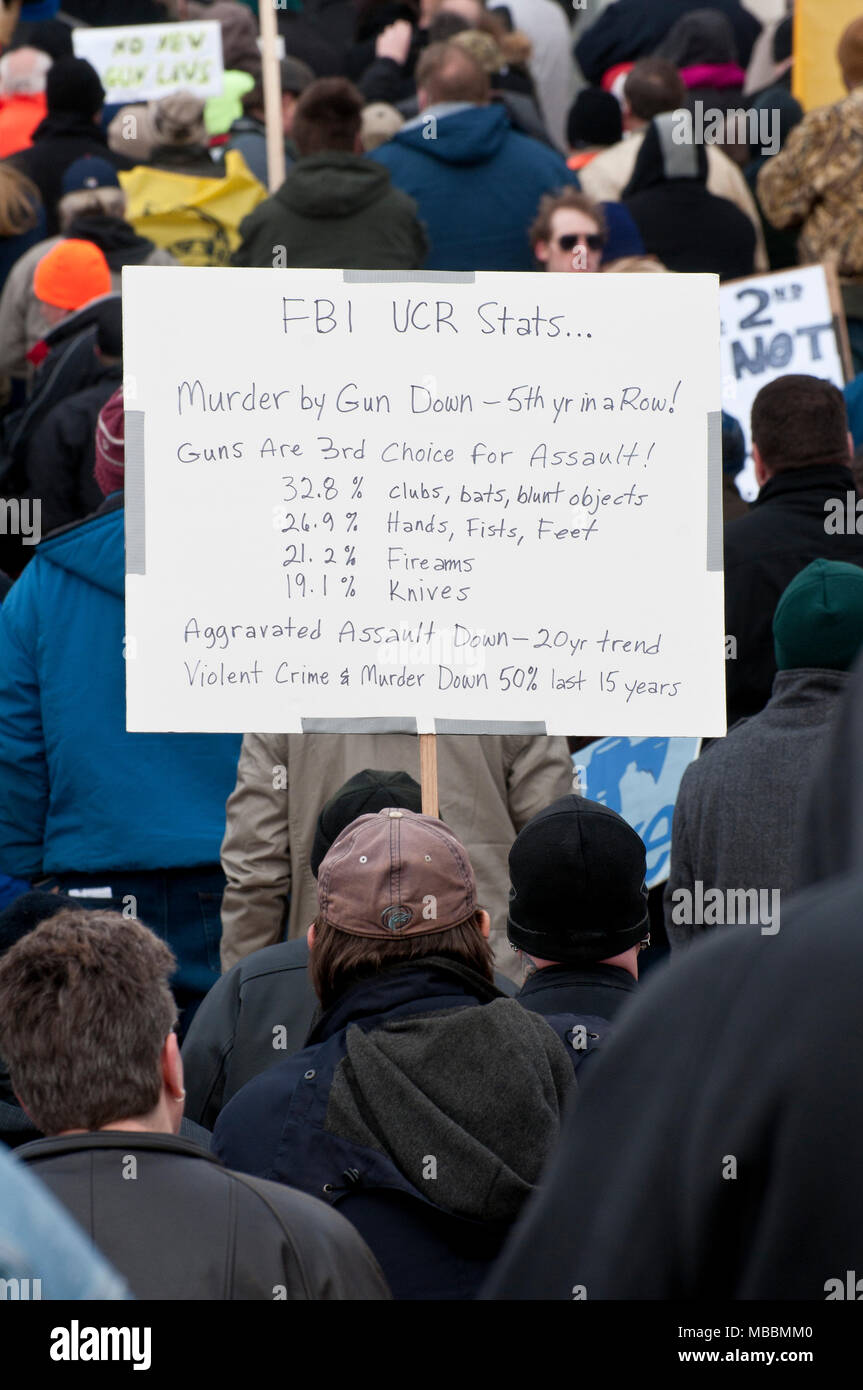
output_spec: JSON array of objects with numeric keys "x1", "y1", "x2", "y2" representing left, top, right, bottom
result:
[
  {"x1": 602, "y1": 255, "x2": 670, "y2": 273},
  {"x1": 0, "y1": 163, "x2": 41, "y2": 238}
]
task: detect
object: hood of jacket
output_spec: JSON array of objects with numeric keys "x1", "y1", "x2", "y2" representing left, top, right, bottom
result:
[
  {"x1": 63, "y1": 213, "x2": 155, "y2": 269},
  {"x1": 656, "y1": 9, "x2": 740, "y2": 68},
  {"x1": 42, "y1": 291, "x2": 122, "y2": 354},
  {"x1": 322, "y1": 959, "x2": 573, "y2": 1223},
  {"x1": 624, "y1": 111, "x2": 708, "y2": 196},
  {"x1": 394, "y1": 103, "x2": 511, "y2": 166},
  {"x1": 36, "y1": 494, "x2": 124, "y2": 600},
  {"x1": 276, "y1": 152, "x2": 394, "y2": 218}
]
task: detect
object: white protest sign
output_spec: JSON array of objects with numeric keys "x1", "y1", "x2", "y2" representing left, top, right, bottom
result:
[
  {"x1": 73, "y1": 21, "x2": 224, "y2": 107},
  {"x1": 720, "y1": 264, "x2": 847, "y2": 500},
  {"x1": 122, "y1": 268, "x2": 725, "y2": 737}
]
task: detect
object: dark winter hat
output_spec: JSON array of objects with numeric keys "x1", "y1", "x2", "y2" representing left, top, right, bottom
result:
[
  {"x1": 61, "y1": 156, "x2": 121, "y2": 196},
  {"x1": 310, "y1": 768, "x2": 422, "y2": 877},
  {"x1": 601, "y1": 200, "x2": 644, "y2": 262},
  {"x1": 774, "y1": 559, "x2": 863, "y2": 673},
  {"x1": 567, "y1": 88, "x2": 622, "y2": 150},
  {"x1": 46, "y1": 56, "x2": 104, "y2": 117},
  {"x1": 281, "y1": 56, "x2": 315, "y2": 96},
  {"x1": 318, "y1": 808, "x2": 477, "y2": 938},
  {"x1": 507, "y1": 794, "x2": 649, "y2": 965},
  {"x1": 0, "y1": 889, "x2": 77, "y2": 959},
  {"x1": 722, "y1": 410, "x2": 746, "y2": 477},
  {"x1": 19, "y1": 0, "x2": 60, "y2": 19}
]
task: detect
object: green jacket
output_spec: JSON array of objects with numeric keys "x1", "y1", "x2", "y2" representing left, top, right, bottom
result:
[{"x1": 232, "y1": 151, "x2": 428, "y2": 269}]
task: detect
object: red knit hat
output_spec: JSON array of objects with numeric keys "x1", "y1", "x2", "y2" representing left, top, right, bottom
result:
[
  {"x1": 33, "y1": 238, "x2": 111, "y2": 311},
  {"x1": 94, "y1": 386, "x2": 125, "y2": 497}
]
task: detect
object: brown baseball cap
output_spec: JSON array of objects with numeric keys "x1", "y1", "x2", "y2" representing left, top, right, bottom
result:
[{"x1": 317, "y1": 808, "x2": 477, "y2": 939}]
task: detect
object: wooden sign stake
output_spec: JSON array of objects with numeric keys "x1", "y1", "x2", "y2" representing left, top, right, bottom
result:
[
  {"x1": 259, "y1": 0, "x2": 286, "y2": 192},
  {"x1": 419, "y1": 733, "x2": 439, "y2": 817}
]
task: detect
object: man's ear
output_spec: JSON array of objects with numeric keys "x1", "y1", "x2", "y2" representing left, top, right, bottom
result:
[
  {"x1": 13, "y1": 1091, "x2": 35, "y2": 1123},
  {"x1": 477, "y1": 909, "x2": 491, "y2": 939},
  {"x1": 307, "y1": 922, "x2": 316, "y2": 949},
  {"x1": 534, "y1": 240, "x2": 550, "y2": 265},
  {"x1": 162, "y1": 1031, "x2": 184, "y2": 1102},
  {"x1": 752, "y1": 441, "x2": 770, "y2": 488},
  {"x1": 848, "y1": 429, "x2": 855, "y2": 461}
]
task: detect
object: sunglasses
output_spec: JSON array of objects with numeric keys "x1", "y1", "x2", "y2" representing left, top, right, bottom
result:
[{"x1": 557, "y1": 232, "x2": 605, "y2": 252}]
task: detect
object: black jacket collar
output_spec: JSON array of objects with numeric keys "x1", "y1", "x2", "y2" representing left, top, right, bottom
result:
[
  {"x1": 17, "y1": 1129, "x2": 219, "y2": 1164},
  {"x1": 752, "y1": 463, "x2": 856, "y2": 507},
  {"x1": 307, "y1": 956, "x2": 503, "y2": 1046},
  {"x1": 518, "y1": 961, "x2": 637, "y2": 998},
  {"x1": 32, "y1": 112, "x2": 111, "y2": 145}
]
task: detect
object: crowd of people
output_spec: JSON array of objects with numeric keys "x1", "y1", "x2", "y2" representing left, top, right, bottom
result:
[{"x1": 1, "y1": 0, "x2": 863, "y2": 1310}]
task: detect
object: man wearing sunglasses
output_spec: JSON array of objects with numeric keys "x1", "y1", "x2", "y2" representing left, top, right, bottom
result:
[{"x1": 530, "y1": 188, "x2": 607, "y2": 272}]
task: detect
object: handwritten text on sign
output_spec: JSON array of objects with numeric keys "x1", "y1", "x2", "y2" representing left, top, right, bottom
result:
[
  {"x1": 122, "y1": 269, "x2": 725, "y2": 736},
  {"x1": 73, "y1": 22, "x2": 224, "y2": 107}
]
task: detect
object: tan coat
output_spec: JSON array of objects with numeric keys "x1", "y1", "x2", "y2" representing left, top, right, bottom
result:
[
  {"x1": 219, "y1": 731, "x2": 574, "y2": 979},
  {"x1": 580, "y1": 132, "x2": 769, "y2": 273}
]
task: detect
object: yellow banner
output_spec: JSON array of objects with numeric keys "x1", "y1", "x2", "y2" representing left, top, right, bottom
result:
[
  {"x1": 793, "y1": 0, "x2": 863, "y2": 110},
  {"x1": 120, "y1": 150, "x2": 267, "y2": 267}
]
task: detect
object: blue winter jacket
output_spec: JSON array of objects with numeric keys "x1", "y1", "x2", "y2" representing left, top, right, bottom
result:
[
  {"x1": 369, "y1": 104, "x2": 578, "y2": 271},
  {"x1": 0, "y1": 498, "x2": 241, "y2": 877}
]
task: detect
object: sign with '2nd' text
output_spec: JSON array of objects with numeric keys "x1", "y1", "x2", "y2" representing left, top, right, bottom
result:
[
  {"x1": 719, "y1": 264, "x2": 846, "y2": 499},
  {"x1": 122, "y1": 267, "x2": 725, "y2": 738}
]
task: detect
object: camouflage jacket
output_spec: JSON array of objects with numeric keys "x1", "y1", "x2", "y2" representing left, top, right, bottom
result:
[{"x1": 757, "y1": 87, "x2": 863, "y2": 279}]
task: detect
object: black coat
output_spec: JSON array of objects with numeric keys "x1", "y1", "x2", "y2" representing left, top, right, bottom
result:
[
  {"x1": 575, "y1": 0, "x2": 760, "y2": 84},
  {"x1": 724, "y1": 464, "x2": 863, "y2": 726},
  {"x1": 483, "y1": 868, "x2": 863, "y2": 1300},
  {"x1": 0, "y1": 294, "x2": 122, "y2": 491},
  {"x1": 23, "y1": 367, "x2": 122, "y2": 536},
  {"x1": 517, "y1": 961, "x2": 637, "y2": 1022},
  {"x1": 9, "y1": 113, "x2": 134, "y2": 235},
  {"x1": 17, "y1": 1130, "x2": 390, "y2": 1300},
  {"x1": 182, "y1": 936, "x2": 518, "y2": 1132},
  {"x1": 622, "y1": 118, "x2": 755, "y2": 280}
]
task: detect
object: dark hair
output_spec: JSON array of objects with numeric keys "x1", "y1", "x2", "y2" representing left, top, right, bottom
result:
[
  {"x1": 427, "y1": 12, "x2": 471, "y2": 43},
  {"x1": 529, "y1": 187, "x2": 607, "y2": 250},
  {"x1": 567, "y1": 88, "x2": 623, "y2": 150},
  {"x1": 751, "y1": 375, "x2": 850, "y2": 473},
  {"x1": 415, "y1": 41, "x2": 490, "y2": 105},
  {"x1": 0, "y1": 909, "x2": 177, "y2": 1135},
  {"x1": 623, "y1": 58, "x2": 687, "y2": 122},
  {"x1": 292, "y1": 77, "x2": 364, "y2": 156},
  {"x1": 309, "y1": 910, "x2": 494, "y2": 1010}
]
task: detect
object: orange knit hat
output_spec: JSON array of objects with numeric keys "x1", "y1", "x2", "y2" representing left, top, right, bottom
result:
[{"x1": 33, "y1": 238, "x2": 112, "y2": 311}]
